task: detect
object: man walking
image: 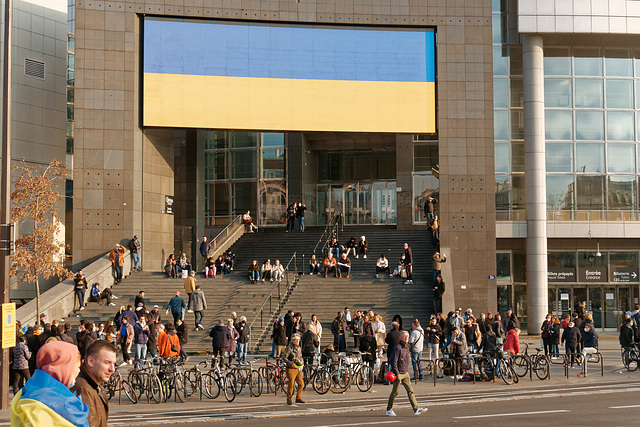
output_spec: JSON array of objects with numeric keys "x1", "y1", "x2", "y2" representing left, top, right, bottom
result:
[
  {"x1": 166, "y1": 291, "x2": 186, "y2": 326},
  {"x1": 129, "y1": 235, "x2": 141, "y2": 271},
  {"x1": 199, "y1": 236, "x2": 211, "y2": 272},
  {"x1": 109, "y1": 243, "x2": 126, "y2": 284},
  {"x1": 386, "y1": 331, "x2": 427, "y2": 417},
  {"x1": 283, "y1": 333, "x2": 305, "y2": 405},
  {"x1": 184, "y1": 271, "x2": 196, "y2": 312},
  {"x1": 71, "y1": 340, "x2": 117, "y2": 427},
  {"x1": 192, "y1": 285, "x2": 207, "y2": 330}
]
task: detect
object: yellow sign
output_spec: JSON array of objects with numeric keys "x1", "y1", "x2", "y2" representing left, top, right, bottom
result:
[{"x1": 2, "y1": 303, "x2": 16, "y2": 349}]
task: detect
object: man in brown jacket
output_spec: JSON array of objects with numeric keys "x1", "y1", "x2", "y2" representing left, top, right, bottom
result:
[{"x1": 71, "y1": 340, "x2": 117, "y2": 427}]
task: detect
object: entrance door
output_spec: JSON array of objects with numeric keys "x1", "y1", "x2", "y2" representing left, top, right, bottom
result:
[
  {"x1": 317, "y1": 184, "x2": 329, "y2": 225},
  {"x1": 331, "y1": 185, "x2": 344, "y2": 223},
  {"x1": 588, "y1": 286, "x2": 602, "y2": 328},
  {"x1": 359, "y1": 183, "x2": 372, "y2": 224},
  {"x1": 372, "y1": 182, "x2": 396, "y2": 225},
  {"x1": 344, "y1": 184, "x2": 357, "y2": 225}
]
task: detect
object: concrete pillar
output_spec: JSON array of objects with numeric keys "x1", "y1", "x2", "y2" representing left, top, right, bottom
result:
[{"x1": 522, "y1": 34, "x2": 547, "y2": 333}]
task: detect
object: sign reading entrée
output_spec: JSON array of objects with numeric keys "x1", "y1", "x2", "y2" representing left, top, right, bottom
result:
[
  {"x1": 578, "y1": 266, "x2": 607, "y2": 282},
  {"x1": 2, "y1": 303, "x2": 16, "y2": 349}
]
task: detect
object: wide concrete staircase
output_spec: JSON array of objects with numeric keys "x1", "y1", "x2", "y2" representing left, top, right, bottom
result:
[{"x1": 74, "y1": 226, "x2": 436, "y2": 354}]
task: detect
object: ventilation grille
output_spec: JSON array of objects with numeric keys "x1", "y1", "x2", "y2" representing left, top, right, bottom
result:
[{"x1": 24, "y1": 58, "x2": 45, "y2": 79}]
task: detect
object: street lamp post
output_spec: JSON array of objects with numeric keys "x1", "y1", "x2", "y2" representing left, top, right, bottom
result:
[{"x1": 0, "y1": 0, "x2": 12, "y2": 410}]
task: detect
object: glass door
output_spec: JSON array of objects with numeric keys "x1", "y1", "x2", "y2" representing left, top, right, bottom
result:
[
  {"x1": 548, "y1": 287, "x2": 557, "y2": 317},
  {"x1": 618, "y1": 286, "x2": 631, "y2": 327},
  {"x1": 386, "y1": 182, "x2": 397, "y2": 224},
  {"x1": 331, "y1": 185, "x2": 344, "y2": 224},
  {"x1": 359, "y1": 183, "x2": 372, "y2": 224},
  {"x1": 344, "y1": 184, "x2": 358, "y2": 225},
  {"x1": 573, "y1": 287, "x2": 587, "y2": 315},
  {"x1": 372, "y1": 182, "x2": 386, "y2": 224},
  {"x1": 317, "y1": 184, "x2": 329, "y2": 226},
  {"x1": 588, "y1": 286, "x2": 602, "y2": 329},
  {"x1": 604, "y1": 286, "x2": 617, "y2": 328}
]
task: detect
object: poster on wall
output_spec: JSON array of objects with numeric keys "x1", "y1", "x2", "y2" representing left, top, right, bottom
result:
[
  {"x1": 143, "y1": 18, "x2": 436, "y2": 133},
  {"x1": 548, "y1": 268, "x2": 576, "y2": 282}
]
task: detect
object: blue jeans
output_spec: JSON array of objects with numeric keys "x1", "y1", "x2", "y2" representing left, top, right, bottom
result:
[
  {"x1": 186, "y1": 293, "x2": 193, "y2": 310},
  {"x1": 432, "y1": 269, "x2": 440, "y2": 284},
  {"x1": 135, "y1": 343, "x2": 148, "y2": 369},
  {"x1": 330, "y1": 248, "x2": 340, "y2": 258},
  {"x1": 237, "y1": 342, "x2": 247, "y2": 362},
  {"x1": 339, "y1": 265, "x2": 351, "y2": 277},
  {"x1": 271, "y1": 341, "x2": 276, "y2": 357},
  {"x1": 338, "y1": 334, "x2": 346, "y2": 352},
  {"x1": 298, "y1": 216, "x2": 305, "y2": 231},
  {"x1": 194, "y1": 310, "x2": 204, "y2": 327},
  {"x1": 114, "y1": 265, "x2": 123, "y2": 283},
  {"x1": 250, "y1": 271, "x2": 259, "y2": 281},
  {"x1": 131, "y1": 253, "x2": 141, "y2": 271},
  {"x1": 411, "y1": 351, "x2": 423, "y2": 379},
  {"x1": 552, "y1": 343, "x2": 559, "y2": 356}
]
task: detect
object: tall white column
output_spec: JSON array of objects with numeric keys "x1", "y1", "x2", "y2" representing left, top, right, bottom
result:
[{"x1": 522, "y1": 34, "x2": 547, "y2": 334}]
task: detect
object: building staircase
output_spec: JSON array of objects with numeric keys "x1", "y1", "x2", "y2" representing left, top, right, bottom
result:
[{"x1": 72, "y1": 226, "x2": 436, "y2": 354}]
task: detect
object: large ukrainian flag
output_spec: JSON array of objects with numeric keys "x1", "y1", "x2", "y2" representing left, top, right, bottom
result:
[{"x1": 143, "y1": 19, "x2": 436, "y2": 133}]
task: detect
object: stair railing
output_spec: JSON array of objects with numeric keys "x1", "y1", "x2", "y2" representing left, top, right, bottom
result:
[
  {"x1": 210, "y1": 214, "x2": 244, "y2": 252},
  {"x1": 248, "y1": 251, "x2": 297, "y2": 352},
  {"x1": 312, "y1": 211, "x2": 339, "y2": 256}
]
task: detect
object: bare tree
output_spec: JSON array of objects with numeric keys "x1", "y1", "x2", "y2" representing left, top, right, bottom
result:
[{"x1": 10, "y1": 160, "x2": 72, "y2": 323}]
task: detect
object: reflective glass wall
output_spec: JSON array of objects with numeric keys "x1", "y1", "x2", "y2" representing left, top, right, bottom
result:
[{"x1": 204, "y1": 131, "x2": 286, "y2": 226}]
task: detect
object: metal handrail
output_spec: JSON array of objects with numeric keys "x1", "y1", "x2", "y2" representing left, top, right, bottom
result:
[
  {"x1": 248, "y1": 251, "x2": 297, "y2": 352},
  {"x1": 313, "y1": 211, "x2": 339, "y2": 256},
  {"x1": 210, "y1": 214, "x2": 244, "y2": 251}
]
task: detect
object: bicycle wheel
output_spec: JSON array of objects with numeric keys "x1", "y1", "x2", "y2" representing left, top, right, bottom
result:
[
  {"x1": 512, "y1": 355, "x2": 529, "y2": 378},
  {"x1": 628, "y1": 350, "x2": 639, "y2": 372},
  {"x1": 233, "y1": 369, "x2": 247, "y2": 394},
  {"x1": 121, "y1": 380, "x2": 138, "y2": 404},
  {"x1": 224, "y1": 372, "x2": 237, "y2": 402},
  {"x1": 147, "y1": 374, "x2": 163, "y2": 403},
  {"x1": 127, "y1": 371, "x2": 144, "y2": 399},
  {"x1": 174, "y1": 373, "x2": 186, "y2": 402},
  {"x1": 249, "y1": 370, "x2": 263, "y2": 397},
  {"x1": 355, "y1": 365, "x2": 373, "y2": 392},
  {"x1": 329, "y1": 368, "x2": 351, "y2": 393},
  {"x1": 312, "y1": 368, "x2": 331, "y2": 395},
  {"x1": 162, "y1": 378, "x2": 171, "y2": 402},
  {"x1": 498, "y1": 361, "x2": 515, "y2": 385},
  {"x1": 184, "y1": 371, "x2": 199, "y2": 397},
  {"x1": 534, "y1": 356, "x2": 549, "y2": 380},
  {"x1": 202, "y1": 372, "x2": 221, "y2": 399}
]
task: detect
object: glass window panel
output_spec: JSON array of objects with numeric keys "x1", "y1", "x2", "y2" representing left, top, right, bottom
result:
[
  {"x1": 607, "y1": 111, "x2": 634, "y2": 141},
  {"x1": 204, "y1": 131, "x2": 228, "y2": 150},
  {"x1": 494, "y1": 78, "x2": 509, "y2": 108},
  {"x1": 496, "y1": 253, "x2": 511, "y2": 285},
  {"x1": 414, "y1": 143, "x2": 439, "y2": 172},
  {"x1": 512, "y1": 141, "x2": 525, "y2": 173},
  {"x1": 213, "y1": 152, "x2": 227, "y2": 180},
  {"x1": 608, "y1": 176, "x2": 636, "y2": 210},
  {"x1": 262, "y1": 132, "x2": 285, "y2": 147},
  {"x1": 606, "y1": 79, "x2": 633, "y2": 109},
  {"x1": 262, "y1": 148, "x2": 285, "y2": 179},
  {"x1": 575, "y1": 79, "x2": 603, "y2": 108},
  {"x1": 546, "y1": 143, "x2": 574, "y2": 173},
  {"x1": 205, "y1": 152, "x2": 214, "y2": 180},
  {"x1": 494, "y1": 110, "x2": 509, "y2": 140},
  {"x1": 546, "y1": 175, "x2": 574, "y2": 210},
  {"x1": 492, "y1": 0, "x2": 501, "y2": 13},
  {"x1": 510, "y1": 78, "x2": 523, "y2": 108},
  {"x1": 373, "y1": 151, "x2": 396, "y2": 179},
  {"x1": 67, "y1": 87, "x2": 74, "y2": 103},
  {"x1": 544, "y1": 48, "x2": 571, "y2": 76},
  {"x1": 574, "y1": 48, "x2": 602, "y2": 76},
  {"x1": 493, "y1": 46, "x2": 508, "y2": 76},
  {"x1": 545, "y1": 110, "x2": 573, "y2": 140},
  {"x1": 231, "y1": 182, "x2": 257, "y2": 217},
  {"x1": 545, "y1": 78, "x2": 572, "y2": 108},
  {"x1": 607, "y1": 143, "x2": 635, "y2": 173},
  {"x1": 259, "y1": 180, "x2": 287, "y2": 225},
  {"x1": 576, "y1": 143, "x2": 605, "y2": 173},
  {"x1": 495, "y1": 142, "x2": 510, "y2": 173},
  {"x1": 232, "y1": 132, "x2": 258, "y2": 148},
  {"x1": 205, "y1": 182, "x2": 230, "y2": 216},
  {"x1": 495, "y1": 175, "x2": 510, "y2": 210},
  {"x1": 576, "y1": 175, "x2": 605, "y2": 210},
  {"x1": 510, "y1": 110, "x2": 524, "y2": 140},
  {"x1": 604, "y1": 50, "x2": 632, "y2": 77},
  {"x1": 512, "y1": 175, "x2": 525, "y2": 210},
  {"x1": 513, "y1": 251, "x2": 526, "y2": 283},
  {"x1": 492, "y1": 14, "x2": 503, "y2": 44},
  {"x1": 413, "y1": 174, "x2": 440, "y2": 223},
  {"x1": 578, "y1": 250, "x2": 608, "y2": 282},
  {"x1": 609, "y1": 252, "x2": 639, "y2": 282},
  {"x1": 510, "y1": 46, "x2": 523, "y2": 76},
  {"x1": 576, "y1": 111, "x2": 604, "y2": 141},
  {"x1": 344, "y1": 152, "x2": 372, "y2": 181},
  {"x1": 231, "y1": 151, "x2": 257, "y2": 179},
  {"x1": 548, "y1": 252, "x2": 576, "y2": 283}
]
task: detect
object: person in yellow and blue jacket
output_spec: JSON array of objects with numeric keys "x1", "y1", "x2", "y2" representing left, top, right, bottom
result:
[{"x1": 11, "y1": 340, "x2": 89, "y2": 427}]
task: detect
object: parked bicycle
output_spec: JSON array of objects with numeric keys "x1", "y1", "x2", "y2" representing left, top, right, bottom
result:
[
  {"x1": 103, "y1": 366, "x2": 137, "y2": 404},
  {"x1": 512, "y1": 343, "x2": 550, "y2": 380}
]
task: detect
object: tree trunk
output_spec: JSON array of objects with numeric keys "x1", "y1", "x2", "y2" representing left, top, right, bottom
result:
[{"x1": 35, "y1": 277, "x2": 40, "y2": 328}]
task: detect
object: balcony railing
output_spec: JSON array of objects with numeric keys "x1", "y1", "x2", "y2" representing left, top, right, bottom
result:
[{"x1": 496, "y1": 209, "x2": 640, "y2": 222}]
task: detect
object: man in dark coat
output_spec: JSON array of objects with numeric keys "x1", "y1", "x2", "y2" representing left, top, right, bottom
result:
[
  {"x1": 331, "y1": 312, "x2": 348, "y2": 352},
  {"x1": 385, "y1": 321, "x2": 402, "y2": 354},
  {"x1": 71, "y1": 340, "x2": 117, "y2": 427},
  {"x1": 300, "y1": 324, "x2": 319, "y2": 366},
  {"x1": 199, "y1": 236, "x2": 211, "y2": 272},
  {"x1": 386, "y1": 331, "x2": 426, "y2": 417},
  {"x1": 210, "y1": 320, "x2": 230, "y2": 365}
]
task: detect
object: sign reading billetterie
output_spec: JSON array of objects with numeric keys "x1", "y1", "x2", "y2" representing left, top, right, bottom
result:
[{"x1": 142, "y1": 19, "x2": 436, "y2": 133}]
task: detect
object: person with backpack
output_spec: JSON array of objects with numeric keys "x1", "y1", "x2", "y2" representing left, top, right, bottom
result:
[{"x1": 129, "y1": 235, "x2": 141, "y2": 271}]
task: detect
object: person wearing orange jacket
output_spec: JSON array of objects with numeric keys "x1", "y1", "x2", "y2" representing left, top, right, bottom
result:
[
  {"x1": 157, "y1": 323, "x2": 180, "y2": 358},
  {"x1": 109, "y1": 244, "x2": 126, "y2": 284}
]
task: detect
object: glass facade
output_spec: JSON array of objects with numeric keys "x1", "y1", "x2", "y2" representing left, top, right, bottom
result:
[
  {"x1": 66, "y1": 34, "x2": 74, "y2": 154},
  {"x1": 412, "y1": 135, "x2": 439, "y2": 224},
  {"x1": 204, "y1": 131, "x2": 286, "y2": 226}
]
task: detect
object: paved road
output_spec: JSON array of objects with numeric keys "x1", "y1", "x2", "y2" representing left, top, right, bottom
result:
[{"x1": 99, "y1": 381, "x2": 640, "y2": 426}]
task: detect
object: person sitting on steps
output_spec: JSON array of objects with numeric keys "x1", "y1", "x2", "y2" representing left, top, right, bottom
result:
[
  {"x1": 337, "y1": 252, "x2": 351, "y2": 278},
  {"x1": 356, "y1": 235, "x2": 368, "y2": 259},
  {"x1": 261, "y1": 259, "x2": 273, "y2": 282},
  {"x1": 248, "y1": 260, "x2": 260, "y2": 284},
  {"x1": 309, "y1": 254, "x2": 321, "y2": 275},
  {"x1": 376, "y1": 254, "x2": 390, "y2": 278},
  {"x1": 323, "y1": 252, "x2": 338, "y2": 278}
]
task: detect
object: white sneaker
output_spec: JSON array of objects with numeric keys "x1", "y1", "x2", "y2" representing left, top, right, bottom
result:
[
  {"x1": 386, "y1": 410, "x2": 396, "y2": 417},
  {"x1": 390, "y1": 274, "x2": 393, "y2": 278},
  {"x1": 109, "y1": 302, "x2": 116, "y2": 306},
  {"x1": 309, "y1": 273, "x2": 313, "y2": 275},
  {"x1": 375, "y1": 274, "x2": 378, "y2": 278},
  {"x1": 113, "y1": 296, "x2": 118, "y2": 299},
  {"x1": 188, "y1": 310, "x2": 194, "y2": 313},
  {"x1": 415, "y1": 408, "x2": 427, "y2": 416},
  {"x1": 119, "y1": 362, "x2": 128, "y2": 367},
  {"x1": 363, "y1": 255, "x2": 367, "y2": 259}
]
